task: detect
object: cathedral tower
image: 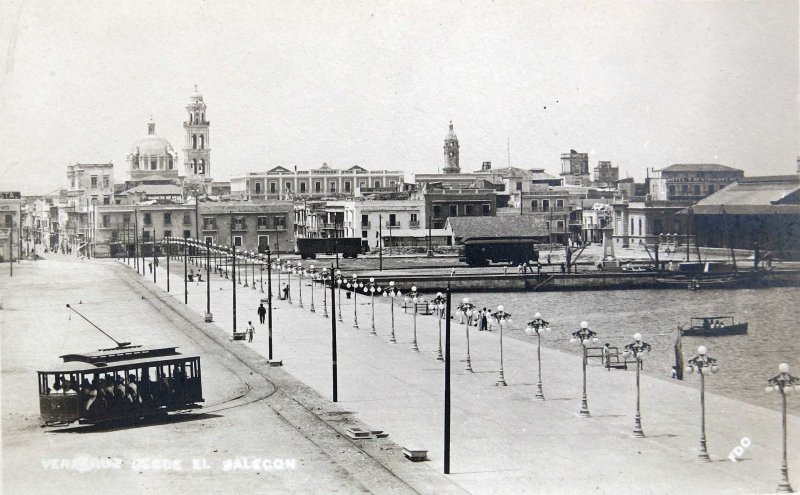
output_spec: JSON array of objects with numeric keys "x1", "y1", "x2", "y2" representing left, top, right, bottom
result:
[
  {"x1": 442, "y1": 121, "x2": 460, "y2": 174},
  {"x1": 183, "y1": 85, "x2": 211, "y2": 179}
]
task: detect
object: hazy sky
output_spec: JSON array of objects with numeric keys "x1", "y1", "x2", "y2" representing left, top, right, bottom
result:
[{"x1": 1, "y1": 0, "x2": 797, "y2": 195}]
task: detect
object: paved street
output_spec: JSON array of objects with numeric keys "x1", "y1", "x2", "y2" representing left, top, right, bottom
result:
[
  {"x1": 142, "y1": 252, "x2": 799, "y2": 494},
  {"x1": 1, "y1": 255, "x2": 462, "y2": 494}
]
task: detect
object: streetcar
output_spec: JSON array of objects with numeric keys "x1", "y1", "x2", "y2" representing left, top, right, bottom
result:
[{"x1": 38, "y1": 305, "x2": 204, "y2": 426}]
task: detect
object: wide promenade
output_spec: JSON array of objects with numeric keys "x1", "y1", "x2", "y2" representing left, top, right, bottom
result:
[
  {"x1": 147, "y1": 253, "x2": 798, "y2": 494},
  {"x1": 1, "y1": 255, "x2": 462, "y2": 494}
]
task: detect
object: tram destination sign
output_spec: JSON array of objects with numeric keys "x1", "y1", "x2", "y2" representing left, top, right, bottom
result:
[{"x1": 0, "y1": 191, "x2": 21, "y2": 199}]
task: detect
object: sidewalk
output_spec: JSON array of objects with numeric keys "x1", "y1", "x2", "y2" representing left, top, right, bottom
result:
[{"x1": 148, "y1": 256, "x2": 798, "y2": 494}]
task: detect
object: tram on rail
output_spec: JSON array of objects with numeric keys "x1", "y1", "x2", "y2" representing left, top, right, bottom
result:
[{"x1": 38, "y1": 344, "x2": 204, "y2": 426}]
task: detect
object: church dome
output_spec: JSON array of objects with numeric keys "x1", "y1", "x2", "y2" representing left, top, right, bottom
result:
[{"x1": 130, "y1": 119, "x2": 175, "y2": 156}]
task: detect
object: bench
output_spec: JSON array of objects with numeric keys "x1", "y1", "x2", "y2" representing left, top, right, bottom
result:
[
  {"x1": 401, "y1": 301, "x2": 433, "y2": 315},
  {"x1": 587, "y1": 346, "x2": 628, "y2": 370}
]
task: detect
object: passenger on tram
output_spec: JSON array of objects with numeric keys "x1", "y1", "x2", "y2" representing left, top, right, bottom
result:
[
  {"x1": 103, "y1": 377, "x2": 117, "y2": 410},
  {"x1": 48, "y1": 375, "x2": 63, "y2": 394},
  {"x1": 126, "y1": 374, "x2": 140, "y2": 405},
  {"x1": 159, "y1": 373, "x2": 173, "y2": 405}
]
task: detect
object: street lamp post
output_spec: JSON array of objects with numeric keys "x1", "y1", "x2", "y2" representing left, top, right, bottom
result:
[
  {"x1": 458, "y1": 298, "x2": 475, "y2": 372},
  {"x1": 320, "y1": 268, "x2": 329, "y2": 318},
  {"x1": 296, "y1": 262, "x2": 304, "y2": 308},
  {"x1": 767, "y1": 363, "x2": 798, "y2": 493},
  {"x1": 525, "y1": 313, "x2": 551, "y2": 400},
  {"x1": 623, "y1": 333, "x2": 652, "y2": 437},
  {"x1": 183, "y1": 236, "x2": 188, "y2": 305},
  {"x1": 686, "y1": 345, "x2": 720, "y2": 462},
  {"x1": 382, "y1": 281, "x2": 399, "y2": 343},
  {"x1": 259, "y1": 253, "x2": 264, "y2": 293},
  {"x1": 571, "y1": 321, "x2": 598, "y2": 417},
  {"x1": 347, "y1": 275, "x2": 361, "y2": 329},
  {"x1": 335, "y1": 270, "x2": 343, "y2": 322},
  {"x1": 492, "y1": 306, "x2": 512, "y2": 386},
  {"x1": 433, "y1": 292, "x2": 446, "y2": 361},
  {"x1": 404, "y1": 286, "x2": 420, "y2": 351},
  {"x1": 284, "y1": 261, "x2": 294, "y2": 304},
  {"x1": 308, "y1": 265, "x2": 316, "y2": 312},
  {"x1": 365, "y1": 277, "x2": 380, "y2": 336},
  {"x1": 251, "y1": 251, "x2": 257, "y2": 291},
  {"x1": 204, "y1": 239, "x2": 212, "y2": 322}
]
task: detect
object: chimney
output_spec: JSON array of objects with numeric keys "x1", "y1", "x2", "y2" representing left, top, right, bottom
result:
[{"x1": 482, "y1": 161, "x2": 491, "y2": 171}]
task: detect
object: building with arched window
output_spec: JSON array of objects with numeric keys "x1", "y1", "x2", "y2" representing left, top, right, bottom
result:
[{"x1": 126, "y1": 118, "x2": 179, "y2": 181}]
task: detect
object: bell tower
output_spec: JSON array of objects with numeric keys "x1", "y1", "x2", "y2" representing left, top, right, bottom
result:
[
  {"x1": 183, "y1": 85, "x2": 211, "y2": 179},
  {"x1": 442, "y1": 121, "x2": 460, "y2": 174}
]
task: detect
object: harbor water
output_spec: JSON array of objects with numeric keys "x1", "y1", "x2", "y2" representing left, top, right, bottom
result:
[{"x1": 455, "y1": 286, "x2": 800, "y2": 413}]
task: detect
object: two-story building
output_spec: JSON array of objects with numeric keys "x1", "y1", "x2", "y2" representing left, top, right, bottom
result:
[{"x1": 230, "y1": 163, "x2": 404, "y2": 200}]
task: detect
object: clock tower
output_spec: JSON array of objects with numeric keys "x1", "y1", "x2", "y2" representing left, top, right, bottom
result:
[{"x1": 442, "y1": 121, "x2": 460, "y2": 174}]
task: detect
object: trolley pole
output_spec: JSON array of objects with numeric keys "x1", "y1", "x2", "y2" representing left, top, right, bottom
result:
[
  {"x1": 379, "y1": 214, "x2": 383, "y2": 271},
  {"x1": 267, "y1": 248, "x2": 273, "y2": 361},
  {"x1": 444, "y1": 283, "x2": 451, "y2": 474},
  {"x1": 331, "y1": 263, "x2": 338, "y2": 402},
  {"x1": 232, "y1": 248, "x2": 237, "y2": 338},
  {"x1": 183, "y1": 236, "x2": 188, "y2": 305},
  {"x1": 205, "y1": 239, "x2": 212, "y2": 322},
  {"x1": 166, "y1": 237, "x2": 170, "y2": 293}
]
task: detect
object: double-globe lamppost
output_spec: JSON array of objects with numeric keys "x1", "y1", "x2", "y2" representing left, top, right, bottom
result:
[
  {"x1": 571, "y1": 321, "x2": 598, "y2": 417},
  {"x1": 346, "y1": 275, "x2": 362, "y2": 329},
  {"x1": 766, "y1": 363, "x2": 797, "y2": 493},
  {"x1": 432, "y1": 292, "x2": 447, "y2": 361},
  {"x1": 458, "y1": 298, "x2": 476, "y2": 373},
  {"x1": 363, "y1": 277, "x2": 380, "y2": 336},
  {"x1": 492, "y1": 306, "x2": 512, "y2": 386},
  {"x1": 622, "y1": 333, "x2": 652, "y2": 437},
  {"x1": 403, "y1": 286, "x2": 420, "y2": 351},
  {"x1": 686, "y1": 345, "x2": 720, "y2": 462},
  {"x1": 525, "y1": 313, "x2": 551, "y2": 400},
  {"x1": 295, "y1": 262, "x2": 305, "y2": 308},
  {"x1": 382, "y1": 281, "x2": 400, "y2": 343}
]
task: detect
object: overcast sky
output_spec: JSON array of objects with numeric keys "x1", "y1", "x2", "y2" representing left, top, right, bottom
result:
[{"x1": 1, "y1": 0, "x2": 797, "y2": 195}]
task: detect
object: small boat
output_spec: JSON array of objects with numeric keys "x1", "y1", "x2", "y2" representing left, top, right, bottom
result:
[
  {"x1": 679, "y1": 316, "x2": 748, "y2": 337},
  {"x1": 656, "y1": 273, "x2": 746, "y2": 289}
]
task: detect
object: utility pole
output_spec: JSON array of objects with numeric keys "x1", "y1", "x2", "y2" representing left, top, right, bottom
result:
[
  {"x1": 331, "y1": 262, "x2": 338, "y2": 402},
  {"x1": 379, "y1": 214, "x2": 383, "y2": 271}
]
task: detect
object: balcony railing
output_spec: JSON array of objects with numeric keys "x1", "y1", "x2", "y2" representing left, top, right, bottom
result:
[
  {"x1": 257, "y1": 225, "x2": 286, "y2": 231},
  {"x1": 385, "y1": 222, "x2": 401, "y2": 229},
  {"x1": 360, "y1": 222, "x2": 371, "y2": 229},
  {"x1": 408, "y1": 221, "x2": 420, "y2": 229}
]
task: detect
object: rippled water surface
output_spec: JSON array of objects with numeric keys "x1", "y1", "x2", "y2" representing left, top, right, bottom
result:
[{"x1": 456, "y1": 287, "x2": 800, "y2": 413}]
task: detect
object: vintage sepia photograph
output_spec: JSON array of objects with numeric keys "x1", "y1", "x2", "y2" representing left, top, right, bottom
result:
[{"x1": 1, "y1": 1, "x2": 798, "y2": 493}]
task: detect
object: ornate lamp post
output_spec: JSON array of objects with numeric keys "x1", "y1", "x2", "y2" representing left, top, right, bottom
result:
[
  {"x1": 525, "y1": 313, "x2": 551, "y2": 400},
  {"x1": 335, "y1": 270, "x2": 343, "y2": 322},
  {"x1": 296, "y1": 263, "x2": 305, "y2": 308},
  {"x1": 432, "y1": 292, "x2": 446, "y2": 361},
  {"x1": 250, "y1": 251, "x2": 257, "y2": 290},
  {"x1": 320, "y1": 268, "x2": 330, "y2": 318},
  {"x1": 623, "y1": 333, "x2": 652, "y2": 437},
  {"x1": 275, "y1": 257, "x2": 281, "y2": 295},
  {"x1": 283, "y1": 261, "x2": 294, "y2": 304},
  {"x1": 492, "y1": 305, "x2": 512, "y2": 386},
  {"x1": 571, "y1": 321, "x2": 598, "y2": 417},
  {"x1": 686, "y1": 345, "x2": 719, "y2": 462},
  {"x1": 382, "y1": 281, "x2": 399, "y2": 343},
  {"x1": 767, "y1": 363, "x2": 798, "y2": 493},
  {"x1": 404, "y1": 286, "x2": 420, "y2": 351},
  {"x1": 346, "y1": 275, "x2": 362, "y2": 328},
  {"x1": 258, "y1": 253, "x2": 265, "y2": 293},
  {"x1": 308, "y1": 265, "x2": 316, "y2": 312},
  {"x1": 458, "y1": 298, "x2": 475, "y2": 372},
  {"x1": 364, "y1": 277, "x2": 380, "y2": 336}
]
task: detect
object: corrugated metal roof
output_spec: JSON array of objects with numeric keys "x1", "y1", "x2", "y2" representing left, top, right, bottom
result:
[
  {"x1": 695, "y1": 178, "x2": 800, "y2": 206},
  {"x1": 448, "y1": 216, "x2": 550, "y2": 240}
]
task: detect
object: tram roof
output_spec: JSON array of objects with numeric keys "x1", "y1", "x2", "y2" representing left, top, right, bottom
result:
[
  {"x1": 59, "y1": 345, "x2": 180, "y2": 364},
  {"x1": 38, "y1": 353, "x2": 200, "y2": 374}
]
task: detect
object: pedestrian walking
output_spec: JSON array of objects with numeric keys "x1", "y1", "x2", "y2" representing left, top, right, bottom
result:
[
  {"x1": 503, "y1": 265, "x2": 508, "y2": 276},
  {"x1": 560, "y1": 262, "x2": 566, "y2": 273},
  {"x1": 283, "y1": 284, "x2": 290, "y2": 301},
  {"x1": 148, "y1": 262, "x2": 153, "y2": 274},
  {"x1": 257, "y1": 303, "x2": 266, "y2": 324},
  {"x1": 480, "y1": 308, "x2": 488, "y2": 331},
  {"x1": 246, "y1": 321, "x2": 255, "y2": 343},
  {"x1": 546, "y1": 254, "x2": 551, "y2": 264},
  {"x1": 602, "y1": 343, "x2": 611, "y2": 367}
]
